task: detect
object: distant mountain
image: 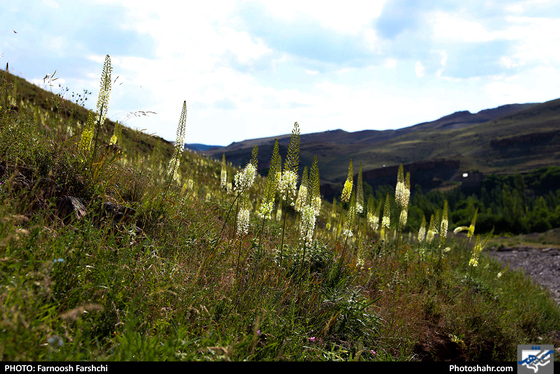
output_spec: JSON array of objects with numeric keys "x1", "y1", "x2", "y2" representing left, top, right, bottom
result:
[
  {"x1": 203, "y1": 100, "x2": 560, "y2": 201},
  {"x1": 185, "y1": 143, "x2": 224, "y2": 152}
]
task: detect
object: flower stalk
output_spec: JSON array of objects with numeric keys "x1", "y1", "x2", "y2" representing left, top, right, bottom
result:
[
  {"x1": 279, "y1": 122, "x2": 301, "y2": 261},
  {"x1": 341, "y1": 160, "x2": 353, "y2": 203}
]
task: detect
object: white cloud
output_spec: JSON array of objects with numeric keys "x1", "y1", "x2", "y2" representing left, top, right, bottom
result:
[
  {"x1": 439, "y1": 50, "x2": 448, "y2": 67},
  {"x1": 258, "y1": 0, "x2": 386, "y2": 35},
  {"x1": 504, "y1": 16, "x2": 560, "y2": 67},
  {"x1": 415, "y1": 61, "x2": 425, "y2": 78},
  {"x1": 99, "y1": 2, "x2": 560, "y2": 144},
  {"x1": 83, "y1": 0, "x2": 390, "y2": 144},
  {"x1": 383, "y1": 58, "x2": 397, "y2": 68},
  {"x1": 429, "y1": 11, "x2": 499, "y2": 43},
  {"x1": 500, "y1": 56, "x2": 515, "y2": 69},
  {"x1": 484, "y1": 66, "x2": 560, "y2": 104},
  {"x1": 502, "y1": 0, "x2": 558, "y2": 14},
  {"x1": 4, "y1": 0, "x2": 560, "y2": 146},
  {"x1": 435, "y1": 50, "x2": 447, "y2": 77},
  {"x1": 41, "y1": 0, "x2": 60, "y2": 8},
  {"x1": 220, "y1": 28, "x2": 272, "y2": 64}
]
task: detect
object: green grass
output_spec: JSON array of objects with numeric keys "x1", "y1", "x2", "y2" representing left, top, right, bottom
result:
[
  {"x1": 488, "y1": 228, "x2": 560, "y2": 250},
  {"x1": 1, "y1": 65, "x2": 559, "y2": 362}
]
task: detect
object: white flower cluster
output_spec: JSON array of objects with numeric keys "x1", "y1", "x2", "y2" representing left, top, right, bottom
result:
[
  {"x1": 418, "y1": 223, "x2": 426, "y2": 242},
  {"x1": 258, "y1": 200, "x2": 275, "y2": 220},
  {"x1": 356, "y1": 203, "x2": 364, "y2": 214},
  {"x1": 399, "y1": 209, "x2": 408, "y2": 229},
  {"x1": 382, "y1": 215, "x2": 390, "y2": 229},
  {"x1": 367, "y1": 212, "x2": 379, "y2": 231},
  {"x1": 468, "y1": 255, "x2": 479, "y2": 267},
  {"x1": 234, "y1": 163, "x2": 256, "y2": 194},
  {"x1": 395, "y1": 180, "x2": 410, "y2": 209},
  {"x1": 280, "y1": 170, "x2": 298, "y2": 205},
  {"x1": 237, "y1": 208, "x2": 250, "y2": 236},
  {"x1": 343, "y1": 229, "x2": 354, "y2": 238},
  {"x1": 440, "y1": 216, "x2": 448, "y2": 241},
  {"x1": 95, "y1": 57, "x2": 112, "y2": 127},
  {"x1": 311, "y1": 195, "x2": 322, "y2": 217},
  {"x1": 426, "y1": 227, "x2": 437, "y2": 244},
  {"x1": 221, "y1": 167, "x2": 227, "y2": 189},
  {"x1": 299, "y1": 205, "x2": 317, "y2": 247}
]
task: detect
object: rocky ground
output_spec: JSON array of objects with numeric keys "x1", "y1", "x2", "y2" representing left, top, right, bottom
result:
[{"x1": 487, "y1": 246, "x2": 560, "y2": 306}]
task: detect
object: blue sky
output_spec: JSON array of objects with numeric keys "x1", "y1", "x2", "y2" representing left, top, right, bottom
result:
[{"x1": 2, "y1": 0, "x2": 560, "y2": 146}]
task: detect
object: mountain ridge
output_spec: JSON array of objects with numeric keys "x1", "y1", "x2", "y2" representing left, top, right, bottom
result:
[
  {"x1": 206, "y1": 102, "x2": 538, "y2": 152},
  {"x1": 202, "y1": 100, "x2": 559, "y2": 201}
]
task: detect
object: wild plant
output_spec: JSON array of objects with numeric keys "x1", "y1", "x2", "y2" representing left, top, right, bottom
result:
[
  {"x1": 453, "y1": 207, "x2": 479, "y2": 245},
  {"x1": 395, "y1": 164, "x2": 411, "y2": 232},
  {"x1": 343, "y1": 190, "x2": 357, "y2": 240},
  {"x1": 2, "y1": 70, "x2": 19, "y2": 111},
  {"x1": 294, "y1": 166, "x2": 308, "y2": 213},
  {"x1": 279, "y1": 122, "x2": 300, "y2": 207},
  {"x1": 256, "y1": 139, "x2": 281, "y2": 244},
  {"x1": 279, "y1": 122, "x2": 300, "y2": 259},
  {"x1": 468, "y1": 234, "x2": 487, "y2": 268},
  {"x1": 299, "y1": 156, "x2": 320, "y2": 251},
  {"x1": 468, "y1": 208, "x2": 478, "y2": 241},
  {"x1": 165, "y1": 101, "x2": 187, "y2": 189},
  {"x1": 356, "y1": 162, "x2": 364, "y2": 213},
  {"x1": 308, "y1": 156, "x2": 321, "y2": 216},
  {"x1": 426, "y1": 214, "x2": 436, "y2": 244},
  {"x1": 341, "y1": 159, "x2": 353, "y2": 203},
  {"x1": 366, "y1": 195, "x2": 380, "y2": 233},
  {"x1": 465, "y1": 228, "x2": 493, "y2": 298},
  {"x1": 380, "y1": 193, "x2": 391, "y2": 242},
  {"x1": 438, "y1": 200, "x2": 449, "y2": 250},
  {"x1": 1, "y1": 62, "x2": 9, "y2": 111},
  {"x1": 430, "y1": 200, "x2": 449, "y2": 275},
  {"x1": 299, "y1": 204, "x2": 317, "y2": 266},
  {"x1": 150, "y1": 138, "x2": 165, "y2": 178},
  {"x1": 212, "y1": 145, "x2": 258, "y2": 244},
  {"x1": 233, "y1": 152, "x2": 257, "y2": 197},
  {"x1": 78, "y1": 55, "x2": 112, "y2": 167},
  {"x1": 336, "y1": 188, "x2": 357, "y2": 268},
  {"x1": 220, "y1": 153, "x2": 227, "y2": 191},
  {"x1": 455, "y1": 208, "x2": 485, "y2": 271},
  {"x1": 416, "y1": 215, "x2": 427, "y2": 261},
  {"x1": 275, "y1": 195, "x2": 283, "y2": 221},
  {"x1": 109, "y1": 121, "x2": 122, "y2": 147},
  {"x1": 326, "y1": 196, "x2": 337, "y2": 232},
  {"x1": 236, "y1": 195, "x2": 251, "y2": 236},
  {"x1": 250, "y1": 144, "x2": 258, "y2": 169}
]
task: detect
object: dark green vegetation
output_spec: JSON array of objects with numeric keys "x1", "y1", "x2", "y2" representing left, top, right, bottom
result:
[
  {"x1": 376, "y1": 166, "x2": 560, "y2": 237},
  {"x1": 1, "y1": 63, "x2": 559, "y2": 362},
  {"x1": 445, "y1": 168, "x2": 560, "y2": 235}
]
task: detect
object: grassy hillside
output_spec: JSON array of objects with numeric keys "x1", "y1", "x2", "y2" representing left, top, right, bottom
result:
[{"x1": 1, "y1": 59, "x2": 559, "y2": 363}]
